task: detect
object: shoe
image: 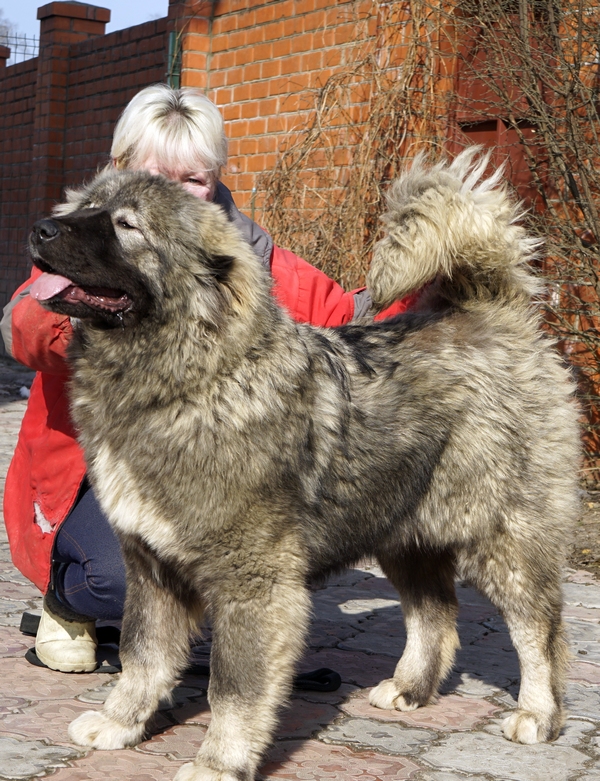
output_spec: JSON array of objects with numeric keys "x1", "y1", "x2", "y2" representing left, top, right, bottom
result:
[{"x1": 35, "y1": 593, "x2": 98, "y2": 673}]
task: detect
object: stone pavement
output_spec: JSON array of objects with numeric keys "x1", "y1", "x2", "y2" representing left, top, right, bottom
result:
[{"x1": 2, "y1": 361, "x2": 600, "y2": 780}]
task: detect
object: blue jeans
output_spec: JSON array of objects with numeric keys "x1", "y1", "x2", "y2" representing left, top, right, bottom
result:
[{"x1": 53, "y1": 483, "x2": 126, "y2": 621}]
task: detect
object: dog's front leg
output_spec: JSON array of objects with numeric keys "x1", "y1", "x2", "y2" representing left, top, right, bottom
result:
[
  {"x1": 69, "y1": 542, "x2": 202, "y2": 750},
  {"x1": 175, "y1": 573, "x2": 310, "y2": 781}
]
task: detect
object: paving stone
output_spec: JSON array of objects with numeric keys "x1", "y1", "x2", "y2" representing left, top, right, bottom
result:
[
  {"x1": 0, "y1": 657, "x2": 110, "y2": 700},
  {"x1": 0, "y1": 625, "x2": 30, "y2": 658},
  {"x1": 338, "y1": 597, "x2": 402, "y2": 615},
  {"x1": 566, "y1": 569, "x2": 600, "y2": 585},
  {"x1": 48, "y1": 749, "x2": 182, "y2": 780},
  {"x1": 472, "y1": 631, "x2": 515, "y2": 651},
  {"x1": 137, "y1": 724, "x2": 206, "y2": 760},
  {"x1": 569, "y1": 643, "x2": 600, "y2": 663},
  {"x1": 301, "y1": 648, "x2": 396, "y2": 688},
  {"x1": 0, "y1": 568, "x2": 34, "y2": 586},
  {"x1": 308, "y1": 620, "x2": 358, "y2": 648},
  {"x1": 567, "y1": 620, "x2": 600, "y2": 643},
  {"x1": 290, "y1": 682, "x2": 359, "y2": 706},
  {"x1": 0, "y1": 699, "x2": 104, "y2": 744},
  {"x1": 569, "y1": 661, "x2": 600, "y2": 685},
  {"x1": 454, "y1": 645, "x2": 521, "y2": 683},
  {"x1": 321, "y1": 569, "x2": 376, "y2": 588},
  {"x1": 422, "y1": 731, "x2": 589, "y2": 780},
  {"x1": 171, "y1": 694, "x2": 212, "y2": 726},
  {"x1": 311, "y1": 591, "x2": 399, "y2": 626},
  {"x1": 0, "y1": 736, "x2": 80, "y2": 780},
  {"x1": 261, "y1": 738, "x2": 422, "y2": 779},
  {"x1": 358, "y1": 576, "x2": 400, "y2": 597},
  {"x1": 565, "y1": 683, "x2": 600, "y2": 720},
  {"x1": 0, "y1": 599, "x2": 30, "y2": 619},
  {"x1": 352, "y1": 611, "x2": 408, "y2": 638},
  {"x1": 457, "y1": 602, "x2": 500, "y2": 622},
  {"x1": 277, "y1": 699, "x2": 341, "y2": 739},
  {"x1": 418, "y1": 774, "x2": 489, "y2": 781},
  {"x1": 545, "y1": 718, "x2": 596, "y2": 749},
  {"x1": 338, "y1": 631, "x2": 407, "y2": 657},
  {"x1": 76, "y1": 679, "x2": 119, "y2": 704},
  {"x1": 564, "y1": 605, "x2": 600, "y2": 622},
  {"x1": 448, "y1": 671, "x2": 509, "y2": 698},
  {"x1": 0, "y1": 581, "x2": 40, "y2": 600},
  {"x1": 342, "y1": 689, "x2": 501, "y2": 731},
  {"x1": 319, "y1": 716, "x2": 435, "y2": 754},
  {"x1": 563, "y1": 582, "x2": 600, "y2": 609},
  {"x1": 0, "y1": 698, "x2": 29, "y2": 715}
]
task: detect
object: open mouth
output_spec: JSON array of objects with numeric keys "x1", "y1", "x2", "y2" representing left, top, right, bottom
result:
[{"x1": 30, "y1": 272, "x2": 133, "y2": 314}]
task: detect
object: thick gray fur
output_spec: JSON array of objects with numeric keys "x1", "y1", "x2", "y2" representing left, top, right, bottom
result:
[{"x1": 29, "y1": 148, "x2": 580, "y2": 781}]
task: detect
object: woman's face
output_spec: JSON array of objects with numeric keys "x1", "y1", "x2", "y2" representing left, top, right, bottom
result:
[{"x1": 128, "y1": 157, "x2": 216, "y2": 201}]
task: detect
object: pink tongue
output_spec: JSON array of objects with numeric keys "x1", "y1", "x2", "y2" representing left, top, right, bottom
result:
[{"x1": 30, "y1": 272, "x2": 75, "y2": 301}]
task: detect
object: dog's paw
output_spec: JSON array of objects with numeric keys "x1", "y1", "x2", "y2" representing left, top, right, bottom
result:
[
  {"x1": 68, "y1": 710, "x2": 145, "y2": 750},
  {"x1": 502, "y1": 710, "x2": 558, "y2": 744},
  {"x1": 369, "y1": 679, "x2": 421, "y2": 712},
  {"x1": 174, "y1": 763, "x2": 239, "y2": 781}
]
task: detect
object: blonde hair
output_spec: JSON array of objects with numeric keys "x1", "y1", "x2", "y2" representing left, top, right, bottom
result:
[{"x1": 111, "y1": 84, "x2": 228, "y2": 181}]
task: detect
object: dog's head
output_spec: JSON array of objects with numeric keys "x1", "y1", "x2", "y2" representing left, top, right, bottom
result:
[{"x1": 29, "y1": 170, "x2": 252, "y2": 329}]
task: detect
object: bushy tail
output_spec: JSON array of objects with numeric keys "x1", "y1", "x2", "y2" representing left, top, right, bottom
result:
[{"x1": 367, "y1": 147, "x2": 542, "y2": 311}]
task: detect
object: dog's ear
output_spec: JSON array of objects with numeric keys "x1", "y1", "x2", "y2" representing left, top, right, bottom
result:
[
  {"x1": 52, "y1": 187, "x2": 88, "y2": 217},
  {"x1": 207, "y1": 254, "x2": 235, "y2": 283}
]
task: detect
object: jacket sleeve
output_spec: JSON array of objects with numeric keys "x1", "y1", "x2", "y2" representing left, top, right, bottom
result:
[
  {"x1": 269, "y1": 244, "x2": 418, "y2": 327},
  {"x1": 1, "y1": 267, "x2": 72, "y2": 375},
  {"x1": 270, "y1": 245, "x2": 356, "y2": 327}
]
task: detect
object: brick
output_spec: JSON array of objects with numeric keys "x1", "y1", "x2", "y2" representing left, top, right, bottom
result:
[
  {"x1": 253, "y1": 42, "x2": 273, "y2": 61},
  {"x1": 37, "y1": 2, "x2": 111, "y2": 23},
  {"x1": 227, "y1": 119, "x2": 249, "y2": 138},
  {"x1": 71, "y1": 19, "x2": 106, "y2": 36},
  {"x1": 261, "y1": 60, "x2": 281, "y2": 80},
  {"x1": 272, "y1": 37, "x2": 292, "y2": 58},
  {"x1": 239, "y1": 138, "x2": 258, "y2": 155},
  {"x1": 280, "y1": 55, "x2": 302, "y2": 76},
  {"x1": 228, "y1": 30, "x2": 246, "y2": 50},
  {"x1": 243, "y1": 62, "x2": 261, "y2": 83},
  {"x1": 263, "y1": 20, "x2": 285, "y2": 42},
  {"x1": 233, "y1": 82, "x2": 252, "y2": 102},
  {"x1": 245, "y1": 25, "x2": 265, "y2": 46},
  {"x1": 222, "y1": 103, "x2": 242, "y2": 121},
  {"x1": 240, "y1": 100, "x2": 259, "y2": 120},
  {"x1": 226, "y1": 67, "x2": 244, "y2": 86},
  {"x1": 247, "y1": 80, "x2": 269, "y2": 100},
  {"x1": 234, "y1": 47, "x2": 254, "y2": 67},
  {"x1": 212, "y1": 15, "x2": 237, "y2": 35},
  {"x1": 254, "y1": 4, "x2": 276, "y2": 25}
]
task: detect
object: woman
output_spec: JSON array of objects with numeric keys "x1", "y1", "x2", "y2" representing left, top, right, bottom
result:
[{"x1": 2, "y1": 84, "x2": 413, "y2": 672}]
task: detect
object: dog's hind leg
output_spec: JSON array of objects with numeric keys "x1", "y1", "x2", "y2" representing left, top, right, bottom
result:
[
  {"x1": 369, "y1": 547, "x2": 460, "y2": 712},
  {"x1": 461, "y1": 544, "x2": 568, "y2": 743},
  {"x1": 175, "y1": 566, "x2": 311, "y2": 781},
  {"x1": 69, "y1": 542, "x2": 202, "y2": 750}
]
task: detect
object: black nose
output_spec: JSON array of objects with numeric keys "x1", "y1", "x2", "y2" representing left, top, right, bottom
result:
[{"x1": 32, "y1": 219, "x2": 60, "y2": 242}]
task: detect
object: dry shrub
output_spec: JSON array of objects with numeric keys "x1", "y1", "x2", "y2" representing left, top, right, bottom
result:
[
  {"x1": 258, "y1": 0, "x2": 600, "y2": 485},
  {"x1": 257, "y1": 1, "x2": 453, "y2": 289}
]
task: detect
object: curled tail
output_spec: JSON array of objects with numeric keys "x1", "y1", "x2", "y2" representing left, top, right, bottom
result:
[{"x1": 367, "y1": 147, "x2": 542, "y2": 311}]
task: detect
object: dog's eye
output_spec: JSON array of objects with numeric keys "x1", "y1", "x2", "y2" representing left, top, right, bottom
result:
[{"x1": 117, "y1": 218, "x2": 136, "y2": 230}]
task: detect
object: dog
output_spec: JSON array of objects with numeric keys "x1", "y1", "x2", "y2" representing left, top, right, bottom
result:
[{"x1": 28, "y1": 149, "x2": 580, "y2": 781}]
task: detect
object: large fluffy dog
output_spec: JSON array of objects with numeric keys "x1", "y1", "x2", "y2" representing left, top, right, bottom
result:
[{"x1": 29, "y1": 149, "x2": 579, "y2": 780}]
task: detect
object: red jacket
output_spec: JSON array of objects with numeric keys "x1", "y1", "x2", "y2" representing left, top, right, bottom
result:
[{"x1": 3, "y1": 247, "x2": 412, "y2": 593}]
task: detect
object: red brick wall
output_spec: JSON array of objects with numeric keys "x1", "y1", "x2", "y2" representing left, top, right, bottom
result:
[
  {"x1": 61, "y1": 17, "x2": 168, "y2": 188},
  {"x1": 0, "y1": 57, "x2": 38, "y2": 305},
  {"x1": 180, "y1": 0, "x2": 375, "y2": 212},
  {"x1": 0, "y1": 2, "x2": 168, "y2": 314},
  {"x1": 0, "y1": 0, "x2": 388, "y2": 312}
]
